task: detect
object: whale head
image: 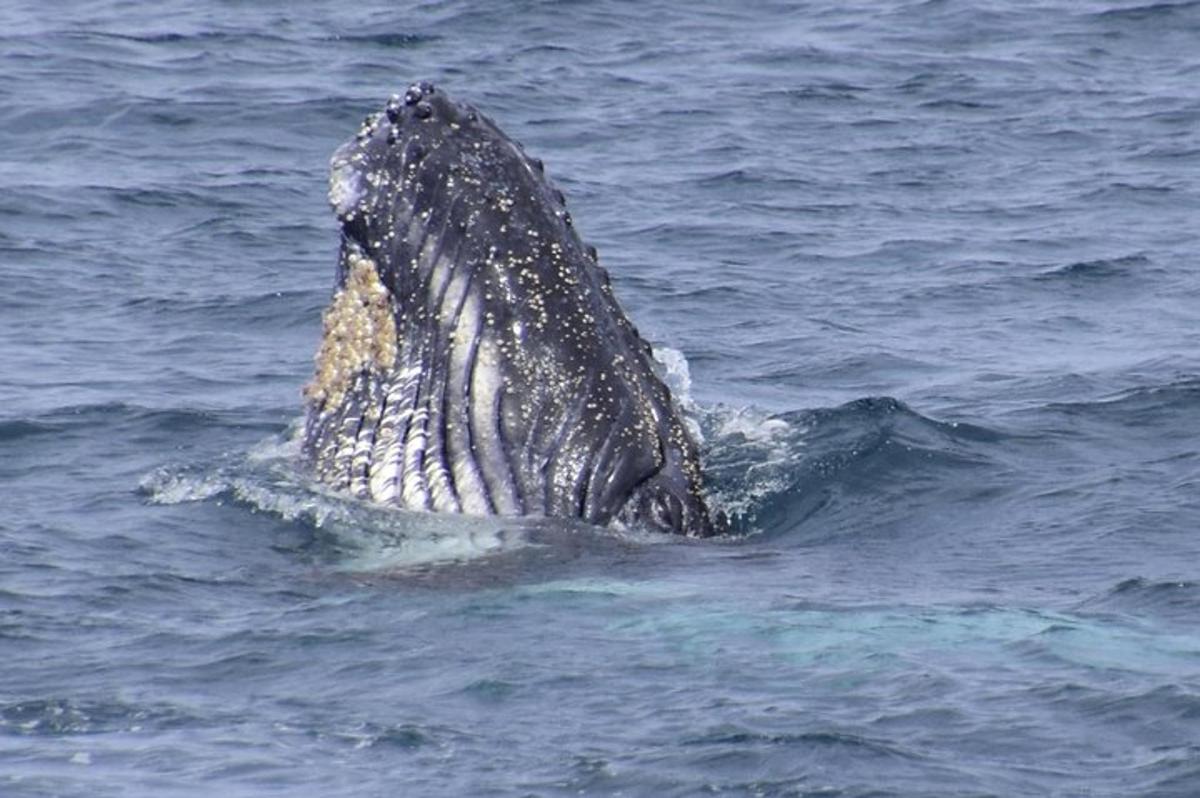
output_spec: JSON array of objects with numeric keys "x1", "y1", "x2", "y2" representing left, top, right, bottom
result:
[{"x1": 304, "y1": 82, "x2": 723, "y2": 538}]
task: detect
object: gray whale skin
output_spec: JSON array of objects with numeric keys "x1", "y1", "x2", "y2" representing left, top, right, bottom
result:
[{"x1": 302, "y1": 82, "x2": 723, "y2": 538}]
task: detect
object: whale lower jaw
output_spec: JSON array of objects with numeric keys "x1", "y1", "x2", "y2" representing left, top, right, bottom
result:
[{"x1": 301, "y1": 82, "x2": 721, "y2": 538}]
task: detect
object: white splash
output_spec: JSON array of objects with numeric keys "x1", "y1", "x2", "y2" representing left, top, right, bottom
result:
[
  {"x1": 141, "y1": 432, "x2": 539, "y2": 571},
  {"x1": 652, "y1": 345, "x2": 703, "y2": 443}
]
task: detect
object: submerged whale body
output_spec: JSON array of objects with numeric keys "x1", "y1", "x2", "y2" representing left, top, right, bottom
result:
[{"x1": 301, "y1": 82, "x2": 722, "y2": 537}]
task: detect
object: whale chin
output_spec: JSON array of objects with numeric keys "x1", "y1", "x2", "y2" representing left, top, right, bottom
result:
[{"x1": 301, "y1": 81, "x2": 723, "y2": 538}]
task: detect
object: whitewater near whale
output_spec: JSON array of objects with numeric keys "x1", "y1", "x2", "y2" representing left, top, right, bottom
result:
[{"x1": 301, "y1": 82, "x2": 723, "y2": 537}]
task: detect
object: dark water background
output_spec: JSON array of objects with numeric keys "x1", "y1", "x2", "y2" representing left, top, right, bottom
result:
[{"x1": 3, "y1": 1, "x2": 1199, "y2": 795}]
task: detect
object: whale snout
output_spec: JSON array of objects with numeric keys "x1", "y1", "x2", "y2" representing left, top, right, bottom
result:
[{"x1": 326, "y1": 81, "x2": 509, "y2": 273}]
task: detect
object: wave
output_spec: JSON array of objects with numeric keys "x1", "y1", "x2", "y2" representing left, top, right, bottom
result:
[
  {"x1": 0, "y1": 418, "x2": 60, "y2": 444},
  {"x1": 1034, "y1": 253, "x2": 1152, "y2": 281},
  {"x1": 0, "y1": 696, "x2": 198, "y2": 737},
  {"x1": 43, "y1": 29, "x2": 439, "y2": 49},
  {"x1": 703, "y1": 397, "x2": 1008, "y2": 537},
  {"x1": 120, "y1": 289, "x2": 322, "y2": 332},
  {"x1": 1041, "y1": 377, "x2": 1200, "y2": 424},
  {"x1": 317, "y1": 33, "x2": 437, "y2": 48},
  {"x1": 1, "y1": 402, "x2": 279, "y2": 439},
  {"x1": 1076, "y1": 576, "x2": 1200, "y2": 623},
  {"x1": 1089, "y1": 1, "x2": 1200, "y2": 23}
]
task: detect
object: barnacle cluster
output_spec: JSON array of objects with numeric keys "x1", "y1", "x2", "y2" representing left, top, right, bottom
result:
[{"x1": 304, "y1": 253, "x2": 397, "y2": 408}]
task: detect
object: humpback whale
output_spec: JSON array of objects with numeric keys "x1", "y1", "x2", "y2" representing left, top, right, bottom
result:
[{"x1": 302, "y1": 82, "x2": 722, "y2": 537}]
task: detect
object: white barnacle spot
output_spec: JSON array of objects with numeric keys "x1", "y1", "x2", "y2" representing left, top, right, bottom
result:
[{"x1": 304, "y1": 253, "x2": 397, "y2": 408}]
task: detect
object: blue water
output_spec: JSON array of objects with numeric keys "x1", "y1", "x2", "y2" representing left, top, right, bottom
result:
[{"x1": 3, "y1": 1, "x2": 1199, "y2": 795}]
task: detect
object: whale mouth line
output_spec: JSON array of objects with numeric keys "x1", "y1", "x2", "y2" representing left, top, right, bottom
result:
[{"x1": 302, "y1": 81, "x2": 724, "y2": 538}]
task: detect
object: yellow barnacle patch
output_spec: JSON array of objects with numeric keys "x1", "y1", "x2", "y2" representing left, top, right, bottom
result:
[{"x1": 303, "y1": 253, "x2": 398, "y2": 408}]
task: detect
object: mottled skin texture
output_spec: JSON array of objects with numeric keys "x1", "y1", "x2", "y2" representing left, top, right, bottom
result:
[{"x1": 302, "y1": 82, "x2": 722, "y2": 537}]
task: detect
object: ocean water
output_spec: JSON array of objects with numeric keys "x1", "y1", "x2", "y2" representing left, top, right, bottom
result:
[{"x1": 3, "y1": 0, "x2": 1199, "y2": 795}]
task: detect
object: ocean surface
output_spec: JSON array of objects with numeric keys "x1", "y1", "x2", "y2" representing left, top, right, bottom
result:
[{"x1": 3, "y1": 1, "x2": 1199, "y2": 795}]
